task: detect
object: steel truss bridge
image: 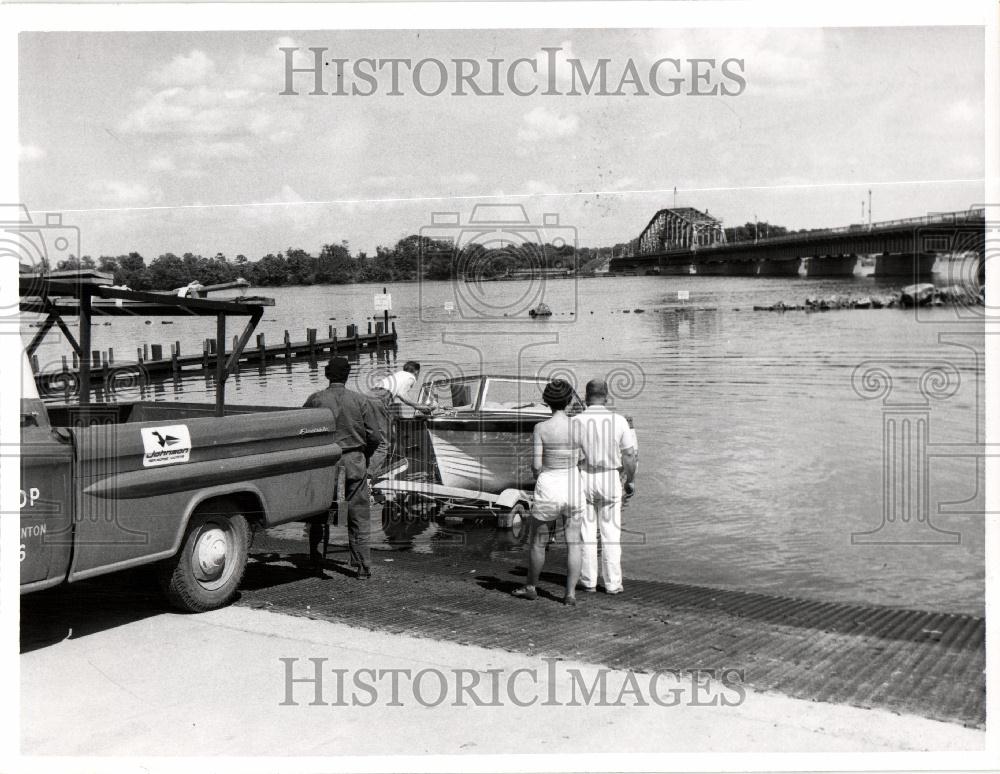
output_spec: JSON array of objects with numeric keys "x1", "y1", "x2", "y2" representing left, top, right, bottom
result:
[{"x1": 612, "y1": 207, "x2": 986, "y2": 281}]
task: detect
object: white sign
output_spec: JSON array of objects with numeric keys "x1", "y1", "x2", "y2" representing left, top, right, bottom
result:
[
  {"x1": 444, "y1": 301, "x2": 455, "y2": 313},
  {"x1": 677, "y1": 290, "x2": 690, "y2": 301},
  {"x1": 141, "y1": 425, "x2": 192, "y2": 467},
  {"x1": 374, "y1": 293, "x2": 392, "y2": 311}
]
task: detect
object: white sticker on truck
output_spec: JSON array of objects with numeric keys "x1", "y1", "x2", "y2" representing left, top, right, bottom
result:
[{"x1": 141, "y1": 425, "x2": 192, "y2": 467}]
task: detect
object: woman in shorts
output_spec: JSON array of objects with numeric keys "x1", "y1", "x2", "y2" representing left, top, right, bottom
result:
[{"x1": 511, "y1": 379, "x2": 586, "y2": 606}]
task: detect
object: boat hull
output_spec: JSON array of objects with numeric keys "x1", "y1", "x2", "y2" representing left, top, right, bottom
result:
[{"x1": 397, "y1": 414, "x2": 544, "y2": 493}]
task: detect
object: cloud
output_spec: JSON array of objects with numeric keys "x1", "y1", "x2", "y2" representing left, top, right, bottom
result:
[
  {"x1": 153, "y1": 50, "x2": 216, "y2": 87},
  {"x1": 439, "y1": 172, "x2": 479, "y2": 187},
  {"x1": 243, "y1": 184, "x2": 317, "y2": 230},
  {"x1": 148, "y1": 155, "x2": 175, "y2": 172},
  {"x1": 517, "y1": 107, "x2": 579, "y2": 143},
  {"x1": 363, "y1": 175, "x2": 407, "y2": 189},
  {"x1": 191, "y1": 140, "x2": 253, "y2": 159},
  {"x1": 945, "y1": 99, "x2": 979, "y2": 124},
  {"x1": 608, "y1": 176, "x2": 638, "y2": 191},
  {"x1": 18, "y1": 143, "x2": 45, "y2": 161},
  {"x1": 647, "y1": 28, "x2": 826, "y2": 92},
  {"x1": 90, "y1": 180, "x2": 161, "y2": 206},
  {"x1": 119, "y1": 37, "x2": 306, "y2": 173},
  {"x1": 523, "y1": 179, "x2": 560, "y2": 196}
]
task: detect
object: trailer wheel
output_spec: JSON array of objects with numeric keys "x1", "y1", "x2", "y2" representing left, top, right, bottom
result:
[
  {"x1": 158, "y1": 502, "x2": 250, "y2": 613},
  {"x1": 498, "y1": 501, "x2": 528, "y2": 539}
]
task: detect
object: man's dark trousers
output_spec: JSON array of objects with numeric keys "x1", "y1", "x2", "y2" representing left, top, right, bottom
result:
[{"x1": 309, "y1": 452, "x2": 373, "y2": 573}]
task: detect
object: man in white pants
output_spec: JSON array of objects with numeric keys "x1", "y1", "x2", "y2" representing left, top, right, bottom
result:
[{"x1": 572, "y1": 379, "x2": 638, "y2": 594}]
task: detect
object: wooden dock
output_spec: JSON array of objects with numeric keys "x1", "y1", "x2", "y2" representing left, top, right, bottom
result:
[{"x1": 34, "y1": 320, "x2": 398, "y2": 394}]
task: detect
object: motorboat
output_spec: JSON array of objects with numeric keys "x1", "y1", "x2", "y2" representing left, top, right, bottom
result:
[{"x1": 375, "y1": 374, "x2": 585, "y2": 527}]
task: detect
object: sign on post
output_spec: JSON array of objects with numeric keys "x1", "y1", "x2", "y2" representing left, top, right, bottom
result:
[
  {"x1": 677, "y1": 290, "x2": 690, "y2": 301},
  {"x1": 374, "y1": 293, "x2": 392, "y2": 312}
]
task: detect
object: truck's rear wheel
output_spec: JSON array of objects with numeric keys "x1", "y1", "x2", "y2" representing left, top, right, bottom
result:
[{"x1": 158, "y1": 502, "x2": 250, "y2": 613}]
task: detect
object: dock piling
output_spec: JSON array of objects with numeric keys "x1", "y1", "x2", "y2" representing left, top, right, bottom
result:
[{"x1": 42, "y1": 317, "x2": 398, "y2": 388}]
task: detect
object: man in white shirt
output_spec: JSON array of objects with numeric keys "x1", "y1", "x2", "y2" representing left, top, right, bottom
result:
[
  {"x1": 571, "y1": 379, "x2": 637, "y2": 594},
  {"x1": 376, "y1": 361, "x2": 429, "y2": 412},
  {"x1": 368, "y1": 361, "x2": 432, "y2": 480}
]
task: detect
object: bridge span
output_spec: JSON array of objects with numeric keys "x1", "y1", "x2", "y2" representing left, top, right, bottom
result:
[{"x1": 610, "y1": 207, "x2": 986, "y2": 281}]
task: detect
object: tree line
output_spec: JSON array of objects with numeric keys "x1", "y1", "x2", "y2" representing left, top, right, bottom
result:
[{"x1": 52, "y1": 235, "x2": 632, "y2": 291}]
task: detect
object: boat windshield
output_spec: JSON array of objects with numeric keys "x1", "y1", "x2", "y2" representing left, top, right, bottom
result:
[
  {"x1": 421, "y1": 378, "x2": 482, "y2": 410},
  {"x1": 479, "y1": 378, "x2": 550, "y2": 413}
]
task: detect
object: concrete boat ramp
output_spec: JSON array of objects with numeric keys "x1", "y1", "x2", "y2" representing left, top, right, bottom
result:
[
  {"x1": 20, "y1": 526, "x2": 984, "y2": 758},
  {"x1": 241, "y1": 529, "x2": 984, "y2": 729}
]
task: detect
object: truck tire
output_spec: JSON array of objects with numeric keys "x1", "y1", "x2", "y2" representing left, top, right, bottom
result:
[{"x1": 158, "y1": 502, "x2": 251, "y2": 613}]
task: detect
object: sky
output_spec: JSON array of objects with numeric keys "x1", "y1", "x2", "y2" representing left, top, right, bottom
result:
[{"x1": 17, "y1": 26, "x2": 986, "y2": 261}]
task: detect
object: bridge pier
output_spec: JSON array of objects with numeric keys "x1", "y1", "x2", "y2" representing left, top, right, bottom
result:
[
  {"x1": 805, "y1": 254, "x2": 857, "y2": 278},
  {"x1": 694, "y1": 262, "x2": 726, "y2": 276},
  {"x1": 874, "y1": 252, "x2": 937, "y2": 278},
  {"x1": 659, "y1": 260, "x2": 693, "y2": 275},
  {"x1": 757, "y1": 258, "x2": 802, "y2": 277},
  {"x1": 696, "y1": 261, "x2": 756, "y2": 276}
]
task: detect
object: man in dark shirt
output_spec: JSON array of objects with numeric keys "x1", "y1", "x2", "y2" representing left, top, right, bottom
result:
[{"x1": 303, "y1": 357, "x2": 383, "y2": 579}]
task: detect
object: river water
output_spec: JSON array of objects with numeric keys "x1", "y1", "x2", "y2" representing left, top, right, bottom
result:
[{"x1": 31, "y1": 266, "x2": 985, "y2": 615}]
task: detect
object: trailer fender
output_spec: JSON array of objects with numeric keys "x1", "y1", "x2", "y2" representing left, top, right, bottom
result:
[{"x1": 495, "y1": 489, "x2": 531, "y2": 510}]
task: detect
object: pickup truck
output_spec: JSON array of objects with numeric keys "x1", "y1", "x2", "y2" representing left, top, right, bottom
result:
[
  {"x1": 19, "y1": 270, "x2": 342, "y2": 612},
  {"x1": 20, "y1": 356, "x2": 341, "y2": 611}
]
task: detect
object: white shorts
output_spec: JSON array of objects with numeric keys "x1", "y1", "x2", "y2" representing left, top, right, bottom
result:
[{"x1": 531, "y1": 468, "x2": 587, "y2": 523}]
